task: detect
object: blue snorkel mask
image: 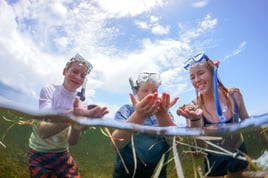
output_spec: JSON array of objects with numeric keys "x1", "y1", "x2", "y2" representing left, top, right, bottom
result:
[
  {"x1": 184, "y1": 52, "x2": 226, "y2": 123},
  {"x1": 183, "y1": 52, "x2": 209, "y2": 70}
]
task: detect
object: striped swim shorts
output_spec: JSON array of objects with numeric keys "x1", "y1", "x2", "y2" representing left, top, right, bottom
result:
[{"x1": 28, "y1": 148, "x2": 80, "y2": 178}]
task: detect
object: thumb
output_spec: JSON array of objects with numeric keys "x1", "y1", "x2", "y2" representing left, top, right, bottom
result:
[
  {"x1": 130, "y1": 93, "x2": 138, "y2": 105},
  {"x1": 73, "y1": 97, "x2": 80, "y2": 109},
  {"x1": 169, "y1": 97, "x2": 179, "y2": 108}
]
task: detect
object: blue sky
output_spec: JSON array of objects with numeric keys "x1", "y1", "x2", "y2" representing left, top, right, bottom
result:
[{"x1": 0, "y1": 0, "x2": 267, "y2": 125}]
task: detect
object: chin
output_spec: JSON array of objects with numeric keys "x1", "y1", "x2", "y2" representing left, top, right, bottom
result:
[{"x1": 198, "y1": 89, "x2": 207, "y2": 95}]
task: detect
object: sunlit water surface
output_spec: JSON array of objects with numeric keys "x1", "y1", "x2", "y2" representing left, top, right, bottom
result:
[{"x1": 0, "y1": 101, "x2": 267, "y2": 178}]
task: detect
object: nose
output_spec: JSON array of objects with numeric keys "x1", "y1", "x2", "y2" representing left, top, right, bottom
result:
[
  {"x1": 192, "y1": 75, "x2": 201, "y2": 86},
  {"x1": 74, "y1": 73, "x2": 85, "y2": 83},
  {"x1": 193, "y1": 75, "x2": 200, "y2": 82}
]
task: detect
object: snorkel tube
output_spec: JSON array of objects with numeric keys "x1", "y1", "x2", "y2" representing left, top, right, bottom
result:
[
  {"x1": 77, "y1": 78, "x2": 88, "y2": 101},
  {"x1": 213, "y1": 61, "x2": 226, "y2": 123},
  {"x1": 129, "y1": 77, "x2": 137, "y2": 95}
]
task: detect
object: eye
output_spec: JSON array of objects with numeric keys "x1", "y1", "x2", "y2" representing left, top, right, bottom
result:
[
  {"x1": 141, "y1": 89, "x2": 149, "y2": 93},
  {"x1": 71, "y1": 69, "x2": 79, "y2": 74},
  {"x1": 197, "y1": 70, "x2": 205, "y2": 75},
  {"x1": 80, "y1": 74, "x2": 86, "y2": 79},
  {"x1": 190, "y1": 75, "x2": 195, "y2": 80}
]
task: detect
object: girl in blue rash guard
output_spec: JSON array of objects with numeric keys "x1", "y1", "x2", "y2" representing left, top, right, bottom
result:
[
  {"x1": 112, "y1": 72, "x2": 178, "y2": 178},
  {"x1": 177, "y1": 52, "x2": 249, "y2": 178}
]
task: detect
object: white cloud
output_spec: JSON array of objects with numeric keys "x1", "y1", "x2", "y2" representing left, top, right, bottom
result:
[
  {"x1": 192, "y1": 0, "x2": 208, "y2": 8},
  {"x1": 0, "y1": 0, "x2": 217, "y2": 116},
  {"x1": 199, "y1": 15, "x2": 217, "y2": 31},
  {"x1": 151, "y1": 25, "x2": 170, "y2": 35},
  {"x1": 223, "y1": 41, "x2": 247, "y2": 61},
  {"x1": 135, "y1": 21, "x2": 149, "y2": 29},
  {"x1": 97, "y1": 0, "x2": 167, "y2": 17},
  {"x1": 179, "y1": 14, "x2": 217, "y2": 43},
  {"x1": 135, "y1": 15, "x2": 170, "y2": 35}
]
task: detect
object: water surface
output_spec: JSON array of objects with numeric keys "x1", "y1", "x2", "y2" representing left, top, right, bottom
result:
[{"x1": 0, "y1": 101, "x2": 267, "y2": 177}]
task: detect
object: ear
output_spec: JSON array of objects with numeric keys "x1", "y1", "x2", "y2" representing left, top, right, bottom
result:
[{"x1": 63, "y1": 68, "x2": 67, "y2": 75}]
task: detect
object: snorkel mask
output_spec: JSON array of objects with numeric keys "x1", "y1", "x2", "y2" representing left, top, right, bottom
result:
[
  {"x1": 66, "y1": 53, "x2": 93, "y2": 74},
  {"x1": 129, "y1": 72, "x2": 162, "y2": 95},
  {"x1": 183, "y1": 52, "x2": 209, "y2": 70},
  {"x1": 66, "y1": 53, "x2": 93, "y2": 101}
]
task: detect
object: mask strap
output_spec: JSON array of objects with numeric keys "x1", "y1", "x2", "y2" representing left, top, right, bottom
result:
[{"x1": 129, "y1": 77, "x2": 137, "y2": 95}]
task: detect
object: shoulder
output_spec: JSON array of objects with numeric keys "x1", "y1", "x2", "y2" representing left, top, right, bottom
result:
[
  {"x1": 40, "y1": 84, "x2": 60, "y2": 98},
  {"x1": 228, "y1": 87, "x2": 245, "y2": 106},
  {"x1": 115, "y1": 104, "x2": 134, "y2": 121},
  {"x1": 228, "y1": 88, "x2": 243, "y2": 99},
  {"x1": 118, "y1": 104, "x2": 135, "y2": 114},
  {"x1": 228, "y1": 87, "x2": 240, "y2": 94},
  {"x1": 41, "y1": 84, "x2": 58, "y2": 93}
]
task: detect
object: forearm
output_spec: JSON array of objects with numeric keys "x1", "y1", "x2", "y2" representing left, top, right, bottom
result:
[
  {"x1": 68, "y1": 127, "x2": 83, "y2": 145},
  {"x1": 112, "y1": 112, "x2": 145, "y2": 149},
  {"x1": 188, "y1": 118, "x2": 203, "y2": 127},
  {"x1": 111, "y1": 129, "x2": 134, "y2": 149},
  {"x1": 155, "y1": 112, "x2": 176, "y2": 126},
  {"x1": 38, "y1": 121, "x2": 70, "y2": 139}
]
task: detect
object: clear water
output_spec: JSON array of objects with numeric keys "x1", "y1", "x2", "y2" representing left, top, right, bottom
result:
[{"x1": 0, "y1": 101, "x2": 267, "y2": 177}]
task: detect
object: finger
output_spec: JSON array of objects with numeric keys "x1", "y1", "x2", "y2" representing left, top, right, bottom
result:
[
  {"x1": 87, "y1": 104, "x2": 97, "y2": 110},
  {"x1": 89, "y1": 106, "x2": 109, "y2": 118},
  {"x1": 176, "y1": 108, "x2": 181, "y2": 116},
  {"x1": 169, "y1": 97, "x2": 179, "y2": 108},
  {"x1": 163, "y1": 93, "x2": 170, "y2": 108},
  {"x1": 73, "y1": 97, "x2": 80, "y2": 108},
  {"x1": 177, "y1": 109, "x2": 190, "y2": 118},
  {"x1": 140, "y1": 94, "x2": 154, "y2": 108},
  {"x1": 100, "y1": 107, "x2": 109, "y2": 116}
]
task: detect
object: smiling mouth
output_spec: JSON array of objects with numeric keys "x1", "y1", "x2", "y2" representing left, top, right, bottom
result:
[
  {"x1": 197, "y1": 84, "x2": 205, "y2": 90},
  {"x1": 70, "y1": 80, "x2": 80, "y2": 85}
]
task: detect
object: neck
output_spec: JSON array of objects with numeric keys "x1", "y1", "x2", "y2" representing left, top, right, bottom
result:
[{"x1": 202, "y1": 88, "x2": 216, "y2": 102}]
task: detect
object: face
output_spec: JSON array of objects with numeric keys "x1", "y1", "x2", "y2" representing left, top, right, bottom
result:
[
  {"x1": 189, "y1": 64, "x2": 213, "y2": 95},
  {"x1": 63, "y1": 62, "x2": 88, "y2": 92},
  {"x1": 136, "y1": 81, "x2": 159, "y2": 100}
]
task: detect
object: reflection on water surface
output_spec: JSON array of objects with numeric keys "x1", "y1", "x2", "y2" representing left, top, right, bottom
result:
[{"x1": 0, "y1": 102, "x2": 267, "y2": 177}]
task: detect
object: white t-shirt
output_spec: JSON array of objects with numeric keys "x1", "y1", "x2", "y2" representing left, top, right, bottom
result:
[{"x1": 29, "y1": 84, "x2": 77, "y2": 152}]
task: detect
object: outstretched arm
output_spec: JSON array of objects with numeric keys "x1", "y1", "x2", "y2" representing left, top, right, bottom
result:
[
  {"x1": 155, "y1": 92, "x2": 178, "y2": 126},
  {"x1": 112, "y1": 93, "x2": 160, "y2": 149},
  {"x1": 230, "y1": 89, "x2": 249, "y2": 121},
  {"x1": 68, "y1": 97, "x2": 109, "y2": 145},
  {"x1": 177, "y1": 104, "x2": 203, "y2": 127}
]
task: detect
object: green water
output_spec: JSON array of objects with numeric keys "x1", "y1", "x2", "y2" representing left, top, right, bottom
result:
[
  {"x1": 0, "y1": 113, "x2": 203, "y2": 178},
  {"x1": 0, "y1": 109, "x2": 267, "y2": 177}
]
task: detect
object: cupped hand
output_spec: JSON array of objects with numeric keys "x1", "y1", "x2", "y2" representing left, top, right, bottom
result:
[
  {"x1": 155, "y1": 93, "x2": 179, "y2": 114},
  {"x1": 159, "y1": 93, "x2": 179, "y2": 109},
  {"x1": 129, "y1": 93, "x2": 160, "y2": 118},
  {"x1": 177, "y1": 108, "x2": 202, "y2": 120},
  {"x1": 156, "y1": 93, "x2": 170, "y2": 114},
  {"x1": 73, "y1": 97, "x2": 109, "y2": 118}
]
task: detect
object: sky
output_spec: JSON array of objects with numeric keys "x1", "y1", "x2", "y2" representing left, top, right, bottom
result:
[{"x1": 0, "y1": 0, "x2": 267, "y2": 126}]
